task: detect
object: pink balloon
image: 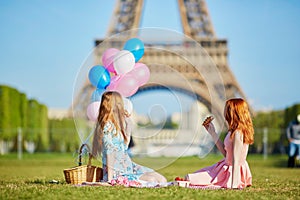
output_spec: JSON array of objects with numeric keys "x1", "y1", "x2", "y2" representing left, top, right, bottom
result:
[
  {"x1": 129, "y1": 63, "x2": 150, "y2": 86},
  {"x1": 86, "y1": 101, "x2": 100, "y2": 122},
  {"x1": 102, "y1": 48, "x2": 120, "y2": 74},
  {"x1": 111, "y1": 74, "x2": 139, "y2": 97},
  {"x1": 107, "y1": 75, "x2": 121, "y2": 91}
]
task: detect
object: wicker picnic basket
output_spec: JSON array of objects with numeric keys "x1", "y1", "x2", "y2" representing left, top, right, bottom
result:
[{"x1": 63, "y1": 144, "x2": 103, "y2": 184}]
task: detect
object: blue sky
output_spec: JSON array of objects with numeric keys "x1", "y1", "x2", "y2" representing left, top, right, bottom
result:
[{"x1": 0, "y1": 0, "x2": 299, "y2": 112}]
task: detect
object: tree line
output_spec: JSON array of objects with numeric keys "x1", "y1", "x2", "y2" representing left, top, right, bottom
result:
[
  {"x1": 251, "y1": 103, "x2": 300, "y2": 154},
  {"x1": 0, "y1": 85, "x2": 79, "y2": 154}
]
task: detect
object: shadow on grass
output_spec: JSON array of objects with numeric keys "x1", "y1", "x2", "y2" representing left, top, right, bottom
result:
[{"x1": 25, "y1": 179, "x2": 61, "y2": 185}]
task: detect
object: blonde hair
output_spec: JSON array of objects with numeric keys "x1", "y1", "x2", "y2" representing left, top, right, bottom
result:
[
  {"x1": 224, "y1": 98, "x2": 254, "y2": 144},
  {"x1": 92, "y1": 91, "x2": 127, "y2": 157}
]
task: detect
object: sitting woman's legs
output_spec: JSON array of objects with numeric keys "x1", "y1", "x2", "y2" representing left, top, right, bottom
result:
[{"x1": 139, "y1": 172, "x2": 167, "y2": 183}]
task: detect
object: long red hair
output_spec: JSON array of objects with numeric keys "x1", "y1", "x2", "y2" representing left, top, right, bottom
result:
[{"x1": 224, "y1": 98, "x2": 254, "y2": 144}]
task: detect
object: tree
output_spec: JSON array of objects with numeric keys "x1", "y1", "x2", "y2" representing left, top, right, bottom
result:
[
  {"x1": 284, "y1": 104, "x2": 300, "y2": 127},
  {"x1": 36, "y1": 104, "x2": 49, "y2": 151},
  {"x1": 49, "y1": 118, "x2": 79, "y2": 152},
  {"x1": 0, "y1": 85, "x2": 11, "y2": 140},
  {"x1": 252, "y1": 110, "x2": 284, "y2": 153}
]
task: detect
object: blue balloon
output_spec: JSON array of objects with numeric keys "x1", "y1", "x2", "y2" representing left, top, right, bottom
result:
[
  {"x1": 90, "y1": 88, "x2": 105, "y2": 102},
  {"x1": 88, "y1": 65, "x2": 111, "y2": 89},
  {"x1": 123, "y1": 38, "x2": 144, "y2": 62}
]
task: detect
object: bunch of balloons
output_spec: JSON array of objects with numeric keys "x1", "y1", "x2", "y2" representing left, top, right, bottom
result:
[{"x1": 86, "y1": 38, "x2": 150, "y2": 122}]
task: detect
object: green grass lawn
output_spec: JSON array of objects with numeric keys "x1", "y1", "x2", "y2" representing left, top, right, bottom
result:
[{"x1": 0, "y1": 153, "x2": 299, "y2": 200}]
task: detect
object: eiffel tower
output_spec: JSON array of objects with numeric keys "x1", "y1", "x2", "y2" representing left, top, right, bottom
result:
[{"x1": 72, "y1": 0, "x2": 247, "y2": 127}]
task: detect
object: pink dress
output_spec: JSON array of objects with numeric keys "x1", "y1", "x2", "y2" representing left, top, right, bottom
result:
[{"x1": 187, "y1": 133, "x2": 252, "y2": 189}]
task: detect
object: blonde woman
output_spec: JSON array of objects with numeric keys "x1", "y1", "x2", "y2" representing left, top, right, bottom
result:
[
  {"x1": 92, "y1": 91, "x2": 166, "y2": 186},
  {"x1": 186, "y1": 98, "x2": 254, "y2": 189}
]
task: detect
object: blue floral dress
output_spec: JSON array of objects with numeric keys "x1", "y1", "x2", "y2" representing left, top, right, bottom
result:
[{"x1": 102, "y1": 121, "x2": 154, "y2": 182}]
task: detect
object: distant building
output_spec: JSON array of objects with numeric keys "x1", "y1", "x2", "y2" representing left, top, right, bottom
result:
[
  {"x1": 188, "y1": 101, "x2": 210, "y2": 131},
  {"x1": 130, "y1": 101, "x2": 215, "y2": 157},
  {"x1": 48, "y1": 108, "x2": 70, "y2": 119},
  {"x1": 171, "y1": 101, "x2": 210, "y2": 130},
  {"x1": 133, "y1": 112, "x2": 148, "y2": 124}
]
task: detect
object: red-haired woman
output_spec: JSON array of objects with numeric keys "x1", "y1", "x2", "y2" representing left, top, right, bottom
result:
[{"x1": 186, "y1": 98, "x2": 254, "y2": 189}]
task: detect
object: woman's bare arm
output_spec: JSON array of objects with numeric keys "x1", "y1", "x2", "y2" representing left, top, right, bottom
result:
[
  {"x1": 204, "y1": 123, "x2": 226, "y2": 157},
  {"x1": 232, "y1": 131, "x2": 243, "y2": 188}
]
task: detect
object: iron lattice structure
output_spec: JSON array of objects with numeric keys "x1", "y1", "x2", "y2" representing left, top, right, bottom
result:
[{"x1": 72, "y1": 0, "x2": 247, "y2": 123}]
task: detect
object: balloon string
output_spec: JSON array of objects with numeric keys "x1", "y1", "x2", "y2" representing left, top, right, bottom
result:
[
  {"x1": 78, "y1": 131, "x2": 85, "y2": 144},
  {"x1": 83, "y1": 128, "x2": 96, "y2": 146}
]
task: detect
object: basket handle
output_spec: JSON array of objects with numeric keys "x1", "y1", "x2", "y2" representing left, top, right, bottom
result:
[{"x1": 78, "y1": 143, "x2": 93, "y2": 166}]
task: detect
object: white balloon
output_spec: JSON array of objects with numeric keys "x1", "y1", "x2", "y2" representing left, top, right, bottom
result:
[
  {"x1": 123, "y1": 97, "x2": 133, "y2": 115},
  {"x1": 86, "y1": 101, "x2": 100, "y2": 122},
  {"x1": 113, "y1": 50, "x2": 135, "y2": 75}
]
